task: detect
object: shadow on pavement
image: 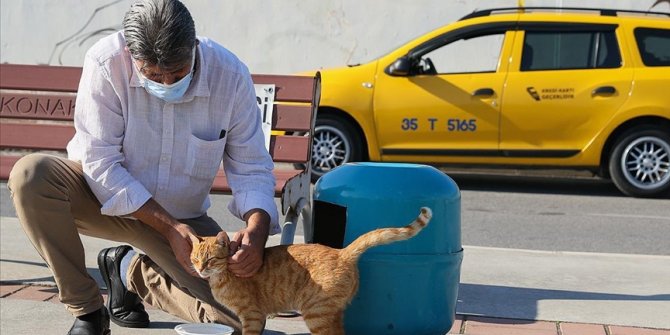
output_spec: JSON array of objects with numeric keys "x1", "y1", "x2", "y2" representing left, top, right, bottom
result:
[{"x1": 457, "y1": 283, "x2": 670, "y2": 323}]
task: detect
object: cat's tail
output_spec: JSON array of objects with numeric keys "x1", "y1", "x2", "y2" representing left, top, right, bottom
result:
[{"x1": 340, "y1": 207, "x2": 432, "y2": 263}]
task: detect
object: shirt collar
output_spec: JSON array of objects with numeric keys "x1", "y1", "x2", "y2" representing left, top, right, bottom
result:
[{"x1": 187, "y1": 41, "x2": 210, "y2": 98}]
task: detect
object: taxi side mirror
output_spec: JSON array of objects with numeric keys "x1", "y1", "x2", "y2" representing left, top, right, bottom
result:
[{"x1": 386, "y1": 56, "x2": 412, "y2": 76}]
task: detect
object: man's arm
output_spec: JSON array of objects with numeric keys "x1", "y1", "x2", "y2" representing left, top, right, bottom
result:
[
  {"x1": 68, "y1": 50, "x2": 153, "y2": 217},
  {"x1": 222, "y1": 71, "x2": 280, "y2": 234},
  {"x1": 131, "y1": 199, "x2": 198, "y2": 276},
  {"x1": 220, "y1": 70, "x2": 279, "y2": 277}
]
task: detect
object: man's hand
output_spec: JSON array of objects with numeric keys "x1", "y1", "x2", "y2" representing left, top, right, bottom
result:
[
  {"x1": 165, "y1": 223, "x2": 199, "y2": 277},
  {"x1": 228, "y1": 209, "x2": 270, "y2": 278}
]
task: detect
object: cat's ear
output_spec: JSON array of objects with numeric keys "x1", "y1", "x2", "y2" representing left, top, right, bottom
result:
[
  {"x1": 215, "y1": 231, "x2": 230, "y2": 246},
  {"x1": 188, "y1": 233, "x2": 202, "y2": 246}
]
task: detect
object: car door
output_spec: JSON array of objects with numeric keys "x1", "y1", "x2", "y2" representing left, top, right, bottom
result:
[
  {"x1": 501, "y1": 23, "x2": 634, "y2": 157},
  {"x1": 373, "y1": 25, "x2": 516, "y2": 162}
]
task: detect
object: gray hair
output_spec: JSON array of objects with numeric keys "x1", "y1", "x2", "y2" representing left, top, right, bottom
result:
[{"x1": 123, "y1": 0, "x2": 196, "y2": 70}]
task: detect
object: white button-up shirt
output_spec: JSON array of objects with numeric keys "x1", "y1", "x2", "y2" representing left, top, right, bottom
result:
[{"x1": 67, "y1": 31, "x2": 280, "y2": 234}]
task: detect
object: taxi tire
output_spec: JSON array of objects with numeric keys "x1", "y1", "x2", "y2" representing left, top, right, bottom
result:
[
  {"x1": 609, "y1": 126, "x2": 670, "y2": 198},
  {"x1": 310, "y1": 115, "x2": 363, "y2": 182}
]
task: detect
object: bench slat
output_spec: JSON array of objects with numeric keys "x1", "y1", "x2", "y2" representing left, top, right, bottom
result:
[
  {"x1": 211, "y1": 169, "x2": 303, "y2": 195},
  {"x1": 269, "y1": 136, "x2": 310, "y2": 163},
  {"x1": 0, "y1": 91, "x2": 77, "y2": 120},
  {"x1": 0, "y1": 123, "x2": 75, "y2": 150},
  {"x1": 0, "y1": 155, "x2": 20, "y2": 180},
  {"x1": 251, "y1": 74, "x2": 316, "y2": 103},
  {"x1": 273, "y1": 105, "x2": 313, "y2": 132},
  {"x1": 0, "y1": 64, "x2": 81, "y2": 92}
]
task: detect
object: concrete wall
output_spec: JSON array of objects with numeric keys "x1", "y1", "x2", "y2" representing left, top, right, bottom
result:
[{"x1": 1, "y1": 0, "x2": 667, "y2": 74}]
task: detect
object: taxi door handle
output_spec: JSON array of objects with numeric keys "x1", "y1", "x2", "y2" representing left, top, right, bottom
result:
[
  {"x1": 592, "y1": 86, "x2": 616, "y2": 96},
  {"x1": 472, "y1": 88, "x2": 495, "y2": 97}
]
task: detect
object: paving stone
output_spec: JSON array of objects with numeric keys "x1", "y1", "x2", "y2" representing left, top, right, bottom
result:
[
  {"x1": 6, "y1": 285, "x2": 58, "y2": 301},
  {"x1": 465, "y1": 316, "x2": 558, "y2": 335},
  {"x1": 0, "y1": 284, "x2": 25, "y2": 297},
  {"x1": 609, "y1": 326, "x2": 670, "y2": 335},
  {"x1": 560, "y1": 322, "x2": 607, "y2": 335}
]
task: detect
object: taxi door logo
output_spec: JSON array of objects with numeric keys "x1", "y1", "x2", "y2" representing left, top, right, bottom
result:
[{"x1": 527, "y1": 87, "x2": 541, "y2": 101}]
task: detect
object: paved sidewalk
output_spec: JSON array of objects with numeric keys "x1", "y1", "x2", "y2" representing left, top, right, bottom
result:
[
  {"x1": 2, "y1": 284, "x2": 669, "y2": 335},
  {"x1": 2, "y1": 209, "x2": 670, "y2": 334}
]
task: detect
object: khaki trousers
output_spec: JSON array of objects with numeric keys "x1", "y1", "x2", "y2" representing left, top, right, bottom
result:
[{"x1": 7, "y1": 154, "x2": 241, "y2": 331}]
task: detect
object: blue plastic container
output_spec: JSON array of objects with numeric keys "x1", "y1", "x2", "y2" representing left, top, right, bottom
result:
[{"x1": 312, "y1": 162, "x2": 463, "y2": 335}]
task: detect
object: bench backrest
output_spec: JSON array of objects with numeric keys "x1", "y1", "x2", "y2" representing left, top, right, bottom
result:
[{"x1": 0, "y1": 64, "x2": 320, "y2": 192}]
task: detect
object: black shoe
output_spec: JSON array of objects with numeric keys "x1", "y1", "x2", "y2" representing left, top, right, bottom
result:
[
  {"x1": 67, "y1": 307, "x2": 110, "y2": 335},
  {"x1": 97, "y1": 245, "x2": 150, "y2": 328}
]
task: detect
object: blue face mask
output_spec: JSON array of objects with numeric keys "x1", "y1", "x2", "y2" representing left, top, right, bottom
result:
[{"x1": 139, "y1": 48, "x2": 196, "y2": 103}]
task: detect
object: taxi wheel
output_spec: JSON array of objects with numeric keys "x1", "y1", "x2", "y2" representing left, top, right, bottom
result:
[
  {"x1": 310, "y1": 115, "x2": 363, "y2": 182},
  {"x1": 609, "y1": 126, "x2": 670, "y2": 197}
]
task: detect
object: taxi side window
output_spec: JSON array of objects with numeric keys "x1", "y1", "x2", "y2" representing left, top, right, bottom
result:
[
  {"x1": 421, "y1": 33, "x2": 505, "y2": 74},
  {"x1": 634, "y1": 28, "x2": 670, "y2": 67},
  {"x1": 521, "y1": 30, "x2": 621, "y2": 71}
]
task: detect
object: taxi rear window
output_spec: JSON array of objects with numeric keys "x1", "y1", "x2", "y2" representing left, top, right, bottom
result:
[
  {"x1": 634, "y1": 28, "x2": 670, "y2": 67},
  {"x1": 521, "y1": 30, "x2": 621, "y2": 71}
]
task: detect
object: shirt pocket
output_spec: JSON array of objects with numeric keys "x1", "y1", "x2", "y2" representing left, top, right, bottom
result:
[{"x1": 184, "y1": 134, "x2": 226, "y2": 180}]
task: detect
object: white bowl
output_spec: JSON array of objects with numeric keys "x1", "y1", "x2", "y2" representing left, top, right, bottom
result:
[{"x1": 174, "y1": 323, "x2": 235, "y2": 335}]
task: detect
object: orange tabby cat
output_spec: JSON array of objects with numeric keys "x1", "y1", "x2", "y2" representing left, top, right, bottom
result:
[{"x1": 189, "y1": 207, "x2": 432, "y2": 335}]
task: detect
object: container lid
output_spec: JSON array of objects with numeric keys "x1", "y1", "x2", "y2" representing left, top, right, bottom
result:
[
  {"x1": 174, "y1": 323, "x2": 234, "y2": 335},
  {"x1": 315, "y1": 162, "x2": 460, "y2": 202}
]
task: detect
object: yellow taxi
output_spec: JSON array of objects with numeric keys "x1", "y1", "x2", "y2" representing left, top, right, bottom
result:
[{"x1": 309, "y1": 7, "x2": 670, "y2": 197}]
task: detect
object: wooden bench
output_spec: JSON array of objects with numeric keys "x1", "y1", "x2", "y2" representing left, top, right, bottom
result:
[{"x1": 0, "y1": 63, "x2": 319, "y2": 244}]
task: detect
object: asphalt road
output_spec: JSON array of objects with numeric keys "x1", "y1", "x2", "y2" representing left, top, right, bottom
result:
[
  {"x1": 449, "y1": 171, "x2": 670, "y2": 256},
  {"x1": 2, "y1": 172, "x2": 669, "y2": 256}
]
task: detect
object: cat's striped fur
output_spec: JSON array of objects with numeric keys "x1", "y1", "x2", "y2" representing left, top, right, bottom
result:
[{"x1": 190, "y1": 207, "x2": 432, "y2": 335}]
